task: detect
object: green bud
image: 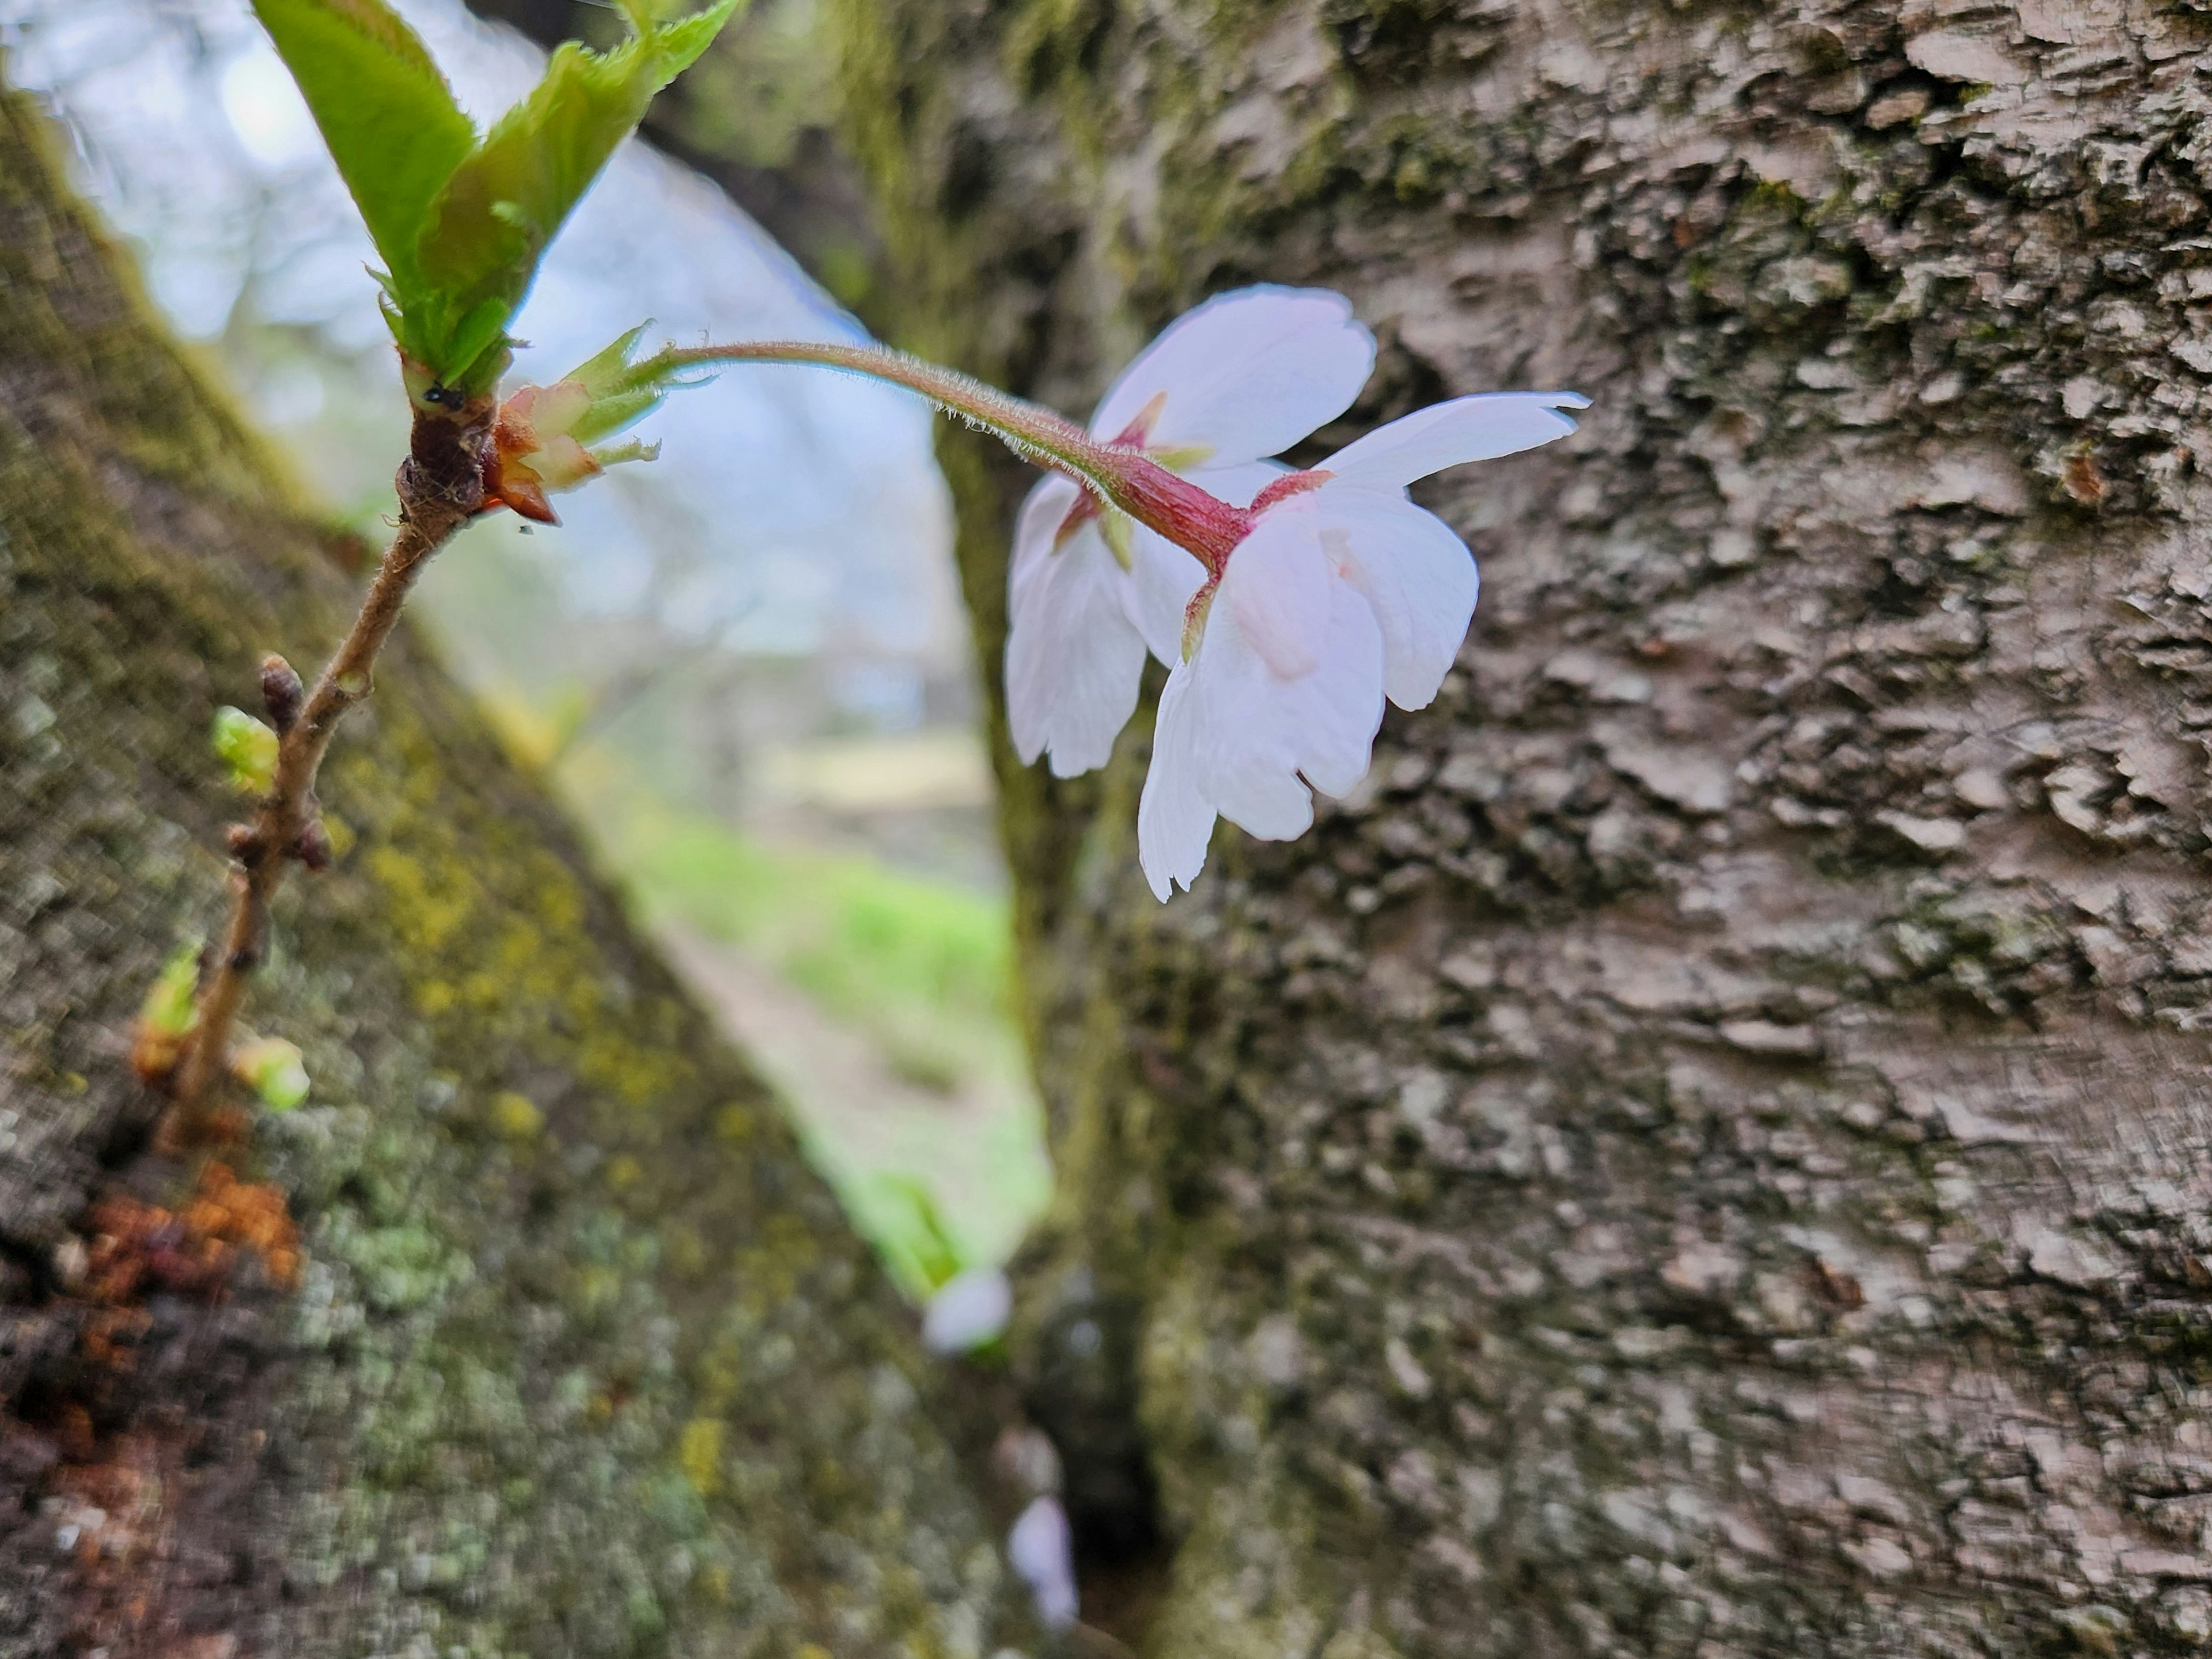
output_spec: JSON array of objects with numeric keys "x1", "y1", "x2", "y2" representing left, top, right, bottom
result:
[
  {"x1": 233, "y1": 1035, "x2": 311, "y2": 1112},
  {"x1": 211, "y1": 706, "x2": 280, "y2": 795},
  {"x1": 141, "y1": 942, "x2": 202, "y2": 1039}
]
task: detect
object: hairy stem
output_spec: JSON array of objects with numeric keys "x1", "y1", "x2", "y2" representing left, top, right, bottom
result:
[
  {"x1": 172, "y1": 395, "x2": 493, "y2": 1107},
  {"x1": 652, "y1": 340, "x2": 1255, "y2": 572}
]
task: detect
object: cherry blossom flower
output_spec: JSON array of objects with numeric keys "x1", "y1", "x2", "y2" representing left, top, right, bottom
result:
[
  {"x1": 1137, "y1": 391, "x2": 1589, "y2": 900},
  {"x1": 656, "y1": 308, "x2": 1584, "y2": 902},
  {"x1": 1003, "y1": 287, "x2": 1377, "y2": 777}
]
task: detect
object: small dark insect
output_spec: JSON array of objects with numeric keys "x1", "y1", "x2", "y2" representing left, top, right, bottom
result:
[{"x1": 421, "y1": 383, "x2": 464, "y2": 410}]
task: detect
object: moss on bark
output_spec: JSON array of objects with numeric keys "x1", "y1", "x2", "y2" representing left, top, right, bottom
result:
[
  {"x1": 0, "y1": 82, "x2": 1027, "y2": 1659},
  {"x1": 822, "y1": 2, "x2": 2212, "y2": 1654}
]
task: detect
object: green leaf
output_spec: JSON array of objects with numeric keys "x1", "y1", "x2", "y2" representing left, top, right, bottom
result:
[
  {"x1": 415, "y1": 0, "x2": 741, "y2": 387},
  {"x1": 211, "y1": 706, "x2": 280, "y2": 795},
  {"x1": 232, "y1": 1036, "x2": 311, "y2": 1112},
  {"x1": 248, "y1": 0, "x2": 475, "y2": 298},
  {"x1": 870, "y1": 1174, "x2": 967, "y2": 1296}
]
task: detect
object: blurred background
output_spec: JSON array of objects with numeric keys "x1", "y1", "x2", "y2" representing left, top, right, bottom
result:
[{"x1": 0, "y1": 0, "x2": 1048, "y2": 1294}]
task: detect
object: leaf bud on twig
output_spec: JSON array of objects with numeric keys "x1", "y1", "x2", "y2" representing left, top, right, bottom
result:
[
  {"x1": 295, "y1": 819, "x2": 334, "y2": 873},
  {"x1": 260, "y1": 653, "x2": 305, "y2": 733}
]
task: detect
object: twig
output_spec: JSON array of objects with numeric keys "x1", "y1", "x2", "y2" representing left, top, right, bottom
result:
[{"x1": 171, "y1": 393, "x2": 494, "y2": 1107}]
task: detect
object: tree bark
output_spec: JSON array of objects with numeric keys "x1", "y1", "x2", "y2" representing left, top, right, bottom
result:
[
  {"x1": 816, "y1": 2, "x2": 2212, "y2": 1654},
  {"x1": 0, "y1": 84, "x2": 1027, "y2": 1659}
]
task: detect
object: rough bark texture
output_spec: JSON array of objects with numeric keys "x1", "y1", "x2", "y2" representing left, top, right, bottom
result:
[
  {"x1": 816, "y1": 2, "x2": 2212, "y2": 1654},
  {"x1": 0, "y1": 85, "x2": 1028, "y2": 1659}
]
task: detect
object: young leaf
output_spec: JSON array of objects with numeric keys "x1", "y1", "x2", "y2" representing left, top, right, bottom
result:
[
  {"x1": 130, "y1": 940, "x2": 205, "y2": 1084},
  {"x1": 141, "y1": 943, "x2": 203, "y2": 1040},
  {"x1": 232, "y1": 1035, "x2": 311, "y2": 1112},
  {"x1": 414, "y1": 0, "x2": 740, "y2": 388},
  {"x1": 247, "y1": 0, "x2": 475, "y2": 299},
  {"x1": 211, "y1": 706, "x2": 281, "y2": 795}
]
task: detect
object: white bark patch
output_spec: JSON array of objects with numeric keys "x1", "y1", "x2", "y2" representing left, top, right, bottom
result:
[
  {"x1": 2022, "y1": 1225, "x2": 2122, "y2": 1289},
  {"x1": 1601, "y1": 731, "x2": 1734, "y2": 815},
  {"x1": 1661, "y1": 1240, "x2": 1746, "y2": 1298},
  {"x1": 1906, "y1": 29, "x2": 2031, "y2": 86},
  {"x1": 1910, "y1": 450, "x2": 2030, "y2": 516}
]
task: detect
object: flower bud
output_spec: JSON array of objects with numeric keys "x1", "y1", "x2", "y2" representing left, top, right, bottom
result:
[{"x1": 478, "y1": 325, "x2": 687, "y2": 524}]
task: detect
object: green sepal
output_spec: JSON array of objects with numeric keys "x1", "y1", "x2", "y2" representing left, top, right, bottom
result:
[
  {"x1": 247, "y1": 0, "x2": 475, "y2": 300},
  {"x1": 555, "y1": 323, "x2": 700, "y2": 445},
  {"x1": 589, "y1": 437, "x2": 661, "y2": 469},
  {"x1": 211, "y1": 706, "x2": 279, "y2": 796},
  {"x1": 570, "y1": 322, "x2": 652, "y2": 393}
]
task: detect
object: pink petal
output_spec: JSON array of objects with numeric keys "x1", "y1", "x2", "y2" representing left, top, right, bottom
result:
[
  {"x1": 1090, "y1": 287, "x2": 1376, "y2": 465},
  {"x1": 1313, "y1": 486, "x2": 1479, "y2": 710},
  {"x1": 1326, "y1": 392, "x2": 1587, "y2": 490}
]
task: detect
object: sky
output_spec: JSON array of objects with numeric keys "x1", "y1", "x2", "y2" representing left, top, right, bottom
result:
[{"x1": 0, "y1": 0, "x2": 965, "y2": 675}]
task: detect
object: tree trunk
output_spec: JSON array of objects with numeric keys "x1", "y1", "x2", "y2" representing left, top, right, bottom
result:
[
  {"x1": 812, "y1": 2, "x2": 2212, "y2": 1654},
  {"x1": 0, "y1": 84, "x2": 1027, "y2": 1659}
]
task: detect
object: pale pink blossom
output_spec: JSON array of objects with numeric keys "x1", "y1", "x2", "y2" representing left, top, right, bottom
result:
[
  {"x1": 1137, "y1": 392, "x2": 1588, "y2": 900},
  {"x1": 1005, "y1": 287, "x2": 1377, "y2": 777},
  {"x1": 921, "y1": 1266, "x2": 1012, "y2": 1354},
  {"x1": 1006, "y1": 1495, "x2": 1079, "y2": 1628}
]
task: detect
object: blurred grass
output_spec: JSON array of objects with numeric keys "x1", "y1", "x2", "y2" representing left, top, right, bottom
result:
[
  {"x1": 569, "y1": 764, "x2": 1050, "y2": 1290},
  {"x1": 613, "y1": 801, "x2": 1008, "y2": 1093}
]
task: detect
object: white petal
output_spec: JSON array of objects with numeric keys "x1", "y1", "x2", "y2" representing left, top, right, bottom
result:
[
  {"x1": 1121, "y1": 525, "x2": 1208, "y2": 666},
  {"x1": 1183, "y1": 458, "x2": 1291, "y2": 509},
  {"x1": 1007, "y1": 1498, "x2": 1080, "y2": 1629},
  {"x1": 1312, "y1": 485, "x2": 1479, "y2": 710},
  {"x1": 1194, "y1": 514, "x2": 1387, "y2": 840},
  {"x1": 1223, "y1": 503, "x2": 1334, "y2": 680},
  {"x1": 1137, "y1": 662, "x2": 1216, "y2": 900},
  {"x1": 1325, "y1": 392, "x2": 1588, "y2": 490},
  {"x1": 1090, "y1": 286, "x2": 1376, "y2": 464},
  {"x1": 1005, "y1": 476, "x2": 1148, "y2": 777},
  {"x1": 922, "y1": 1266, "x2": 1012, "y2": 1354}
]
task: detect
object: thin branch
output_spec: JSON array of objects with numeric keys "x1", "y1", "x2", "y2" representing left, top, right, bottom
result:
[
  {"x1": 652, "y1": 340, "x2": 1256, "y2": 574},
  {"x1": 171, "y1": 395, "x2": 494, "y2": 1107}
]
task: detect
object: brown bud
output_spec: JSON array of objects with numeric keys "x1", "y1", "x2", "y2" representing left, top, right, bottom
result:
[
  {"x1": 260, "y1": 653, "x2": 304, "y2": 733},
  {"x1": 294, "y1": 819, "x2": 333, "y2": 873},
  {"x1": 225, "y1": 823, "x2": 256, "y2": 857}
]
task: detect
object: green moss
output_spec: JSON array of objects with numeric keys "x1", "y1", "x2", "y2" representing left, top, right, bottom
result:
[{"x1": 0, "y1": 80, "x2": 1028, "y2": 1658}]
